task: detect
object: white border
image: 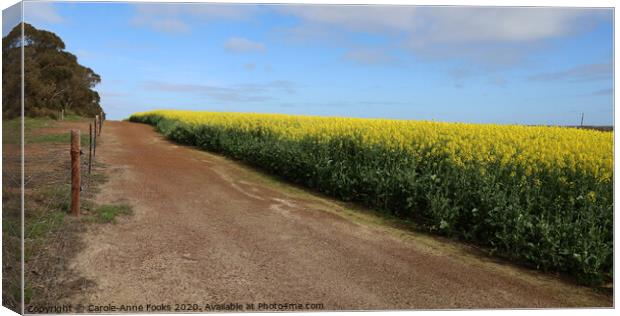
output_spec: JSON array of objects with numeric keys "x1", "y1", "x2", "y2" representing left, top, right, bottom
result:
[{"x1": 0, "y1": 1, "x2": 617, "y2": 316}]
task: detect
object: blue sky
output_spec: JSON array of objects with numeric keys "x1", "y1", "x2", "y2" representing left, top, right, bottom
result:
[{"x1": 4, "y1": 2, "x2": 614, "y2": 124}]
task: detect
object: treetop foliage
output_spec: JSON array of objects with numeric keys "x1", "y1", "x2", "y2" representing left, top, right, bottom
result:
[{"x1": 2, "y1": 23, "x2": 102, "y2": 119}]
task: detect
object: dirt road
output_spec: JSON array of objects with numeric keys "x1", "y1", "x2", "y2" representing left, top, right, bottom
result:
[{"x1": 65, "y1": 121, "x2": 612, "y2": 310}]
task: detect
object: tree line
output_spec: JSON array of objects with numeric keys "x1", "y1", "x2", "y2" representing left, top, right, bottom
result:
[{"x1": 2, "y1": 23, "x2": 102, "y2": 119}]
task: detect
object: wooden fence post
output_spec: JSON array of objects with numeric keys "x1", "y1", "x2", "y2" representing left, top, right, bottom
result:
[
  {"x1": 93, "y1": 116, "x2": 98, "y2": 157},
  {"x1": 99, "y1": 112, "x2": 103, "y2": 135},
  {"x1": 89, "y1": 123, "x2": 93, "y2": 175},
  {"x1": 93, "y1": 115, "x2": 99, "y2": 157},
  {"x1": 70, "y1": 130, "x2": 81, "y2": 216}
]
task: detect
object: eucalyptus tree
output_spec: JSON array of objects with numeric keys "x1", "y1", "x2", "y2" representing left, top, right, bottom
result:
[{"x1": 2, "y1": 23, "x2": 102, "y2": 118}]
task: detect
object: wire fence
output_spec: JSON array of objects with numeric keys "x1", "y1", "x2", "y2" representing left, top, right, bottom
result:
[
  {"x1": 3, "y1": 112, "x2": 108, "y2": 310},
  {"x1": 4, "y1": 111, "x2": 110, "y2": 232},
  {"x1": 15, "y1": 112, "x2": 106, "y2": 306},
  {"x1": 22, "y1": 113, "x2": 105, "y2": 215}
]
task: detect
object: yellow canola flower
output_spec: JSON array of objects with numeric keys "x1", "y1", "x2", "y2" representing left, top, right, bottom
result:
[{"x1": 131, "y1": 110, "x2": 613, "y2": 182}]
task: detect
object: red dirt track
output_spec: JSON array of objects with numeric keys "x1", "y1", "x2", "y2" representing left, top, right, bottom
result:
[{"x1": 65, "y1": 121, "x2": 612, "y2": 310}]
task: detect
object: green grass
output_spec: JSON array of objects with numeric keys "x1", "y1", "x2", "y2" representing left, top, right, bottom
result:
[
  {"x1": 9, "y1": 283, "x2": 22, "y2": 306},
  {"x1": 63, "y1": 114, "x2": 89, "y2": 122},
  {"x1": 40, "y1": 185, "x2": 71, "y2": 212},
  {"x1": 89, "y1": 171, "x2": 108, "y2": 184},
  {"x1": 85, "y1": 172, "x2": 109, "y2": 196},
  {"x1": 7, "y1": 187, "x2": 69, "y2": 262},
  {"x1": 28, "y1": 132, "x2": 90, "y2": 146},
  {"x1": 3, "y1": 116, "x2": 93, "y2": 146},
  {"x1": 3, "y1": 117, "x2": 56, "y2": 144},
  {"x1": 24, "y1": 285, "x2": 33, "y2": 305},
  {"x1": 23, "y1": 185, "x2": 71, "y2": 243},
  {"x1": 25, "y1": 212, "x2": 66, "y2": 239},
  {"x1": 94, "y1": 204, "x2": 133, "y2": 223}
]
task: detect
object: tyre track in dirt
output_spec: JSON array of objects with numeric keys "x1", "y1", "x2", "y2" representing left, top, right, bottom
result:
[{"x1": 65, "y1": 121, "x2": 612, "y2": 310}]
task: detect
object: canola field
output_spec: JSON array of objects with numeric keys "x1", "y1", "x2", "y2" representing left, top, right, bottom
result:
[{"x1": 129, "y1": 110, "x2": 613, "y2": 284}]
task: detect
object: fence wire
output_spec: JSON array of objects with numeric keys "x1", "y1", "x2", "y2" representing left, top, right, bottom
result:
[
  {"x1": 23, "y1": 116, "x2": 101, "y2": 294},
  {"x1": 23, "y1": 118, "x2": 102, "y2": 211}
]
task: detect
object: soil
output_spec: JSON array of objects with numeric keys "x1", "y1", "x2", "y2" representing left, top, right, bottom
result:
[{"x1": 64, "y1": 121, "x2": 612, "y2": 310}]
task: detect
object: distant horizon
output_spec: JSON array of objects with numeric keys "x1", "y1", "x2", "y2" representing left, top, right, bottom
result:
[
  {"x1": 124, "y1": 108, "x2": 614, "y2": 127},
  {"x1": 3, "y1": 2, "x2": 614, "y2": 125}
]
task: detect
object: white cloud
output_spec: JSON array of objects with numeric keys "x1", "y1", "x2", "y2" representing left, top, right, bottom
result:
[
  {"x1": 142, "y1": 80, "x2": 295, "y2": 102},
  {"x1": 133, "y1": 17, "x2": 189, "y2": 33},
  {"x1": 131, "y1": 5, "x2": 189, "y2": 33},
  {"x1": 224, "y1": 37, "x2": 266, "y2": 53},
  {"x1": 125, "y1": 4, "x2": 608, "y2": 65},
  {"x1": 409, "y1": 7, "x2": 595, "y2": 44},
  {"x1": 124, "y1": 4, "x2": 609, "y2": 70},
  {"x1": 583, "y1": 88, "x2": 613, "y2": 96},
  {"x1": 528, "y1": 63, "x2": 612, "y2": 82},
  {"x1": 130, "y1": 3, "x2": 258, "y2": 33},
  {"x1": 278, "y1": 5, "x2": 609, "y2": 66},
  {"x1": 343, "y1": 48, "x2": 395, "y2": 66},
  {"x1": 445, "y1": 67, "x2": 510, "y2": 88},
  {"x1": 280, "y1": 6, "x2": 604, "y2": 43},
  {"x1": 277, "y1": 5, "x2": 418, "y2": 34},
  {"x1": 23, "y1": 2, "x2": 64, "y2": 24}
]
